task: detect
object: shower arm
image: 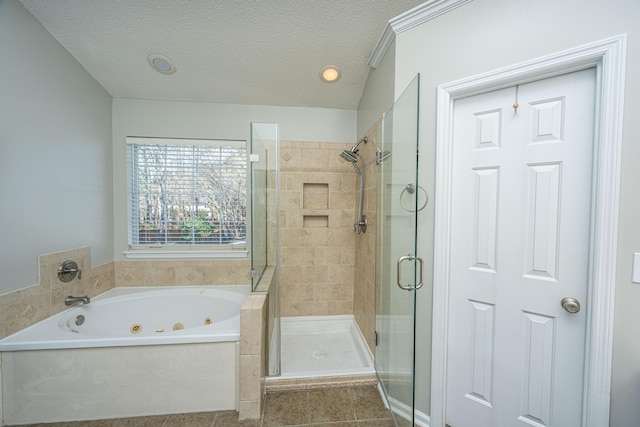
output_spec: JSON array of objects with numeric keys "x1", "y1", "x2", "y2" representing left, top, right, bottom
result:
[{"x1": 351, "y1": 136, "x2": 368, "y2": 152}]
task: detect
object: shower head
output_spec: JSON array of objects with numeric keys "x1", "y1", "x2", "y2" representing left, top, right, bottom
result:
[
  {"x1": 340, "y1": 149, "x2": 359, "y2": 163},
  {"x1": 340, "y1": 136, "x2": 367, "y2": 170},
  {"x1": 340, "y1": 149, "x2": 362, "y2": 175}
]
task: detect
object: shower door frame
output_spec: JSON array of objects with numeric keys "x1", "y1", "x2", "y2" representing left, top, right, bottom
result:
[{"x1": 376, "y1": 74, "x2": 422, "y2": 426}]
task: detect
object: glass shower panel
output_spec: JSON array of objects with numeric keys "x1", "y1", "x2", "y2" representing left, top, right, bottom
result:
[
  {"x1": 376, "y1": 75, "x2": 420, "y2": 426},
  {"x1": 250, "y1": 122, "x2": 281, "y2": 376},
  {"x1": 250, "y1": 125, "x2": 268, "y2": 288}
]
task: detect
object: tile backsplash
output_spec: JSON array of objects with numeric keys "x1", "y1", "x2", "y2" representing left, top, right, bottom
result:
[
  {"x1": 0, "y1": 248, "x2": 252, "y2": 340},
  {"x1": 114, "y1": 259, "x2": 251, "y2": 287},
  {"x1": 0, "y1": 247, "x2": 114, "y2": 339}
]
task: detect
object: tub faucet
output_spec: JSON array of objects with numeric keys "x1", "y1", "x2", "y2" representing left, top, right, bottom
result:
[{"x1": 65, "y1": 295, "x2": 90, "y2": 306}]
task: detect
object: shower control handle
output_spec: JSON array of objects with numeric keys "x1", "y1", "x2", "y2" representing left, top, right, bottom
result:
[{"x1": 397, "y1": 254, "x2": 424, "y2": 291}]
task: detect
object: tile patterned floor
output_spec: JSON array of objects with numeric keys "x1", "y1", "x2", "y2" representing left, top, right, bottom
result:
[{"x1": 14, "y1": 385, "x2": 396, "y2": 427}]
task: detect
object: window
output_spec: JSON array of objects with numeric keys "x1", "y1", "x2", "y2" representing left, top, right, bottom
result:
[{"x1": 126, "y1": 137, "x2": 247, "y2": 257}]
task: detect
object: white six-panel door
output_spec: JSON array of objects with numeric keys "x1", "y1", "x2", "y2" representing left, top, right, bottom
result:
[{"x1": 446, "y1": 68, "x2": 596, "y2": 427}]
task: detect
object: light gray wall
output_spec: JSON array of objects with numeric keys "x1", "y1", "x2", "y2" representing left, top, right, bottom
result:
[
  {"x1": 112, "y1": 98, "x2": 356, "y2": 259},
  {"x1": 357, "y1": 39, "x2": 396, "y2": 138},
  {"x1": 0, "y1": 0, "x2": 113, "y2": 293},
  {"x1": 388, "y1": 0, "x2": 640, "y2": 425}
]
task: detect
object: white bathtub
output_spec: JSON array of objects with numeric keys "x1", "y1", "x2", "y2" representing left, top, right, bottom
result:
[
  {"x1": 0, "y1": 285, "x2": 250, "y2": 351},
  {"x1": 0, "y1": 285, "x2": 250, "y2": 425}
]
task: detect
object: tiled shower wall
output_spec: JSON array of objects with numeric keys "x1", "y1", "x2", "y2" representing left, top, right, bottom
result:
[
  {"x1": 353, "y1": 124, "x2": 381, "y2": 352},
  {"x1": 278, "y1": 137, "x2": 380, "y2": 353},
  {"x1": 279, "y1": 141, "x2": 357, "y2": 317}
]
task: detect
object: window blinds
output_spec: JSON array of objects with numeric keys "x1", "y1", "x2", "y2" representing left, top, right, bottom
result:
[{"x1": 126, "y1": 137, "x2": 247, "y2": 248}]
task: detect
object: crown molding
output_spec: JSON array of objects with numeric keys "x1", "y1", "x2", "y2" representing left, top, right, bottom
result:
[{"x1": 368, "y1": 0, "x2": 473, "y2": 68}]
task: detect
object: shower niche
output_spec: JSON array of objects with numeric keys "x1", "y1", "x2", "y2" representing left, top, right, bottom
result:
[
  {"x1": 302, "y1": 183, "x2": 329, "y2": 209},
  {"x1": 302, "y1": 182, "x2": 329, "y2": 228}
]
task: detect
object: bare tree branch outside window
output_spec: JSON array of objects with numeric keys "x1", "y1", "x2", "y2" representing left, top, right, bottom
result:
[{"x1": 127, "y1": 142, "x2": 247, "y2": 247}]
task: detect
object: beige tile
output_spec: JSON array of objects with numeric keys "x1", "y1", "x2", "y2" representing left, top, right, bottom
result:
[
  {"x1": 279, "y1": 266, "x2": 302, "y2": 287},
  {"x1": 328, "y1": 300, "x2": 353, "y2": 315},
  {"x1": 284, "y1": 210, "x2": 303, "y2": 229},
  {"x1": 301, "y1": 265, "x2": 327, "y2": 284},
  {"x1": 115, "y1": 261, "x2": 146, "y2": 287},
  {"x1": 164, "y1": 411, "x2": 215, "y2": 427},
  {"x1": 239, "y1": 355, "x2": 261, "y2": 401},
  {"x1": 291, "y1": 141, "x2": 319, "y2": 149},
  {"x1": 240, "y1": 306, "x2": 263, "y2": 355},
  {"x1": 350, "y1": 386, "x2": 392, "y2": 421},
  {"x1": 303, "y1": 193, "x2": 329, "y2": 210},
  {"x1": 329, "y1": 210, "x2": 355, "y2": 229},
  {"x1": 174, "y1": 266, "x2": 206, "y2": 285},
  {"x1": 308, "y1": 387, "x2": 355, "y2": 423},
  {"x1": 280, "y1": 246, "x2": 314, "y2": 267},
  {"x1": 144, "y1": 263, "x2": 175, "y2": 286},
  {"x1": 215, "y1": 410, "x2": 260, "y2": 426},
  {"x1": 330, "y1": 192, "x2": 356, "y2": 210},
  {"x1": 84, "y1": 269, "x2": 115, "y2": 298},
  {"x1": 51, "y1": 281, "x2": 84, "y2": 314},
  {"x1": 314, "y1": 283, "x2": 341, "y2": 302},
  {"x1": 327, "y1": 228, "x2": 356, "y2": 247},
  {"x1": 4, "y1": 291, "x2": 51, "y2": 336},
  {"x1": 131, "y1": 415, "x2": 171, "y2": 426},
  {"x1": 262, "y1": 391, "x2": 309, "y2": 426},
  {"x1": 280, "y1": 190, "x2": 302, "y2": 210},
  {"x1": 300, "y1": 300, "x2": 328, "y2": 315},
  {"x1": 0, "y1": 289, "x2": 19, "y2": 307},
  {"x1": 204, "y1": 264, "x2": 250, "y2": 285},
  {"x1": 327, "y1": 264, "x2": 355, "y2": 285},
  {"x1": 280, "y1": 228, "x2": 302, "y2": 247},
  {"x1": 301, "y1": 228, "x2": 329, "y2": 247}
]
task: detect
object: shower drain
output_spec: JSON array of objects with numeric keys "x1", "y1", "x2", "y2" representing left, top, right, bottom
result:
[{"x1": 312, "y1": 350, "x2": 328, "y2": 359}]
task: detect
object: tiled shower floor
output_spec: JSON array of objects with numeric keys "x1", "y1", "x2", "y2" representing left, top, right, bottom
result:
[{"x1": 13, "y1": 385, "x2": 395, "y2": 427}]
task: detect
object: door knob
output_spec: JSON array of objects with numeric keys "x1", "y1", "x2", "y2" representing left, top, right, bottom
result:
[{"x1": 561, "y1": 297, "x2": 581, "y2": 314}]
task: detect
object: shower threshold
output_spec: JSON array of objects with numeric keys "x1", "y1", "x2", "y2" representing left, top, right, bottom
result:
[{"x1": 279, "y1": 315, "x2": 375, "y2": 379}]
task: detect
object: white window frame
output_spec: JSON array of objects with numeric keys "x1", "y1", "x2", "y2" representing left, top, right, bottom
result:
[{"x1": 124, "y1": 137, "x2": 249, "y2": 259}]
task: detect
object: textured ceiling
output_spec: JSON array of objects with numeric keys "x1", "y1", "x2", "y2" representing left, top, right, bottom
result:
[{"x1": 18, "y1": 0, "x2": 425, "y2": 110}]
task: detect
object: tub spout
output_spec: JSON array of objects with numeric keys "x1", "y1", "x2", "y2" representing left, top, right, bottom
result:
[{"x1": 65, "y1": 295, "x2": 90, "y2": 306}]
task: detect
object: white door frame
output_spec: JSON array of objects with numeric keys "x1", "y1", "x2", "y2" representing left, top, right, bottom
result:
[{"x1": 431, "y1": 34, "x2": 627, "y2": 427}]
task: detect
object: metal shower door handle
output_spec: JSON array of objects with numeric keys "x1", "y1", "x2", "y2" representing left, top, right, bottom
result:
[{"x1": 397, "y1": 254, "x2": 424, "y2": 291}]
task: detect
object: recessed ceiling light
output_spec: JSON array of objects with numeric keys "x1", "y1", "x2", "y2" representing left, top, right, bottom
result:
[
  {"x1": 320, "y1": 65, "x2": 341, "y2": 83},
  {"x1": 148, "y1": 53, "x2": 176, "y2": 74}
]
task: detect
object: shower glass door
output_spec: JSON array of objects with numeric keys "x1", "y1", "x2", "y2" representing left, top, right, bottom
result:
[{"x1": 376, "y1": 74, "x2": 420, "y2": 426}]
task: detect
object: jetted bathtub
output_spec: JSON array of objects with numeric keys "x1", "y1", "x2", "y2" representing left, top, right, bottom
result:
[{"x1": 0, "y1": 285, "x2": 250, "y2": 425}]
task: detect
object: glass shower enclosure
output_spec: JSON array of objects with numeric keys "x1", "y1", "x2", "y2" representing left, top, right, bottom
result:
[
  {"x1": 250, "y1": 122, "x2": 281, "y2": 376},
  {"x1": 376, "y1": 75, "x2": 422, "y2": 426}
]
